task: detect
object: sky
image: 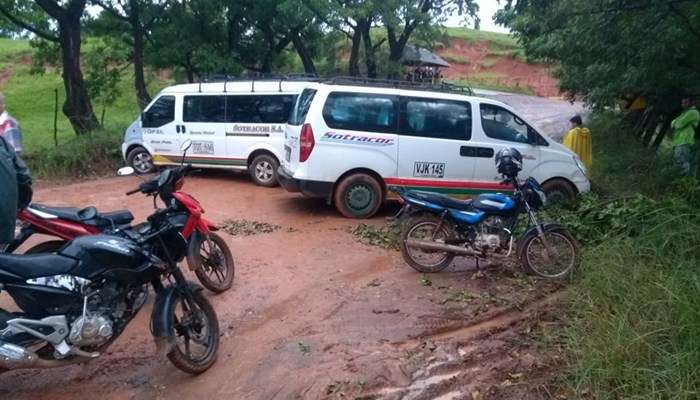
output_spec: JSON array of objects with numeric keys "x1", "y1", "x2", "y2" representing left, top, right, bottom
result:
[{"x1": 445, "y1": 0, "x2": 510, "y2": 33}]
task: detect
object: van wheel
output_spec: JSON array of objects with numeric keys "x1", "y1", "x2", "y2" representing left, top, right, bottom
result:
[
  {"x1": 542, "y1": 179, "x2": 576, "y2": 205},
  {"x1": 334, "y1": 173, "x2": 383, "y2": 219},
  {"x1": 249, "y1": 154, "x2": 279, "y2": 187},
  {"x1": 127, "y1": 146, "x2": 155, "y2": 174}
]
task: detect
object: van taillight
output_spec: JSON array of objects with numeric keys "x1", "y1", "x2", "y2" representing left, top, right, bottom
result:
[{"x1": 299, "y1": 123, "x2": 315, "y2": 162}]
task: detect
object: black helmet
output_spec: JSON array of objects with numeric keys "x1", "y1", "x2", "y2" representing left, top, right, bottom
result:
[{"x1": 495, "y1": 147, "x2": 523, "y2": 177}]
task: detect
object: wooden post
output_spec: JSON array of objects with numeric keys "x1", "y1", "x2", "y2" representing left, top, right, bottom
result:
[{"x1": 53, "y1": 88, "x2": 58, "y2": 147}]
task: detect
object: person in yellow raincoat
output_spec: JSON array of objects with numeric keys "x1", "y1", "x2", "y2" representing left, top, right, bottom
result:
[{"x1": 562, "y1": 115, "x2": 592, "y2": 169}]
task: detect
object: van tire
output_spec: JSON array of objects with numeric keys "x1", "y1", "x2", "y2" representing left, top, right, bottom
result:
[
  {"x1": 541, "y1": 179, "x2": 576, "y2": 205},
  {"x1": 334, "y1": 173, "x2": 383, "y2": 219},
  {"x1": 249, "y1": 154, "x2": 279, "y2": 187},
  {"x1": 127, "y1": 146, "x2": 156, "y2": 174}
]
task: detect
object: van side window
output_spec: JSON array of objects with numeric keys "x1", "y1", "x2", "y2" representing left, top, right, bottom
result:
[
  {"x1": 289, "y1": 89, "x2": 316, "y2": 126},
  {"x1": 227, "y1": 95, "x2": 297, "y2": 123},
  {"x1": 400, "y1": 98, "x2": 472, "y2": 140},
  {"x1": 479, "y1": 104, "x2": 530, "y2": 144},
  {"x1": 142, "y1": 95, "x2": 175, "y2": 128},
  {"x1": 183, "y1": 95, "x2": 227, "y2": 122},
  {"x1": 322, "y1": 92, "x2": 398, "y2": 133}
]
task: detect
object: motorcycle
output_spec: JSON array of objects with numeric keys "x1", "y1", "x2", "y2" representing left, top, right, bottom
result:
[
  {"x1": 0, "y1": 144, "x2": 220, "y2": 374},
  {"x1": 6, "y1": 141, "x2": 234, "y2": 293},
  {"x1": 395, "y1": 161, "x2": 579, "y2": 279}
]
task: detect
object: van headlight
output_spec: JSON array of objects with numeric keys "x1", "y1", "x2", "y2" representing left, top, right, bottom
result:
[{"x1": 574, "y1": 156, "x2": 587, "y2": 176}]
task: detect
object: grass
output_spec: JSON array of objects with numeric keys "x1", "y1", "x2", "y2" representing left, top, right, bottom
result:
[
  {"x1": 0, "y1": 38, "x2": 173, "y2": 178},
  {"x1": 556, "y1": 113, "x2": 700, "y2": 399},
  {"x1": 444, "y1": 27, "x2": 519, "y2": 51},
  {"x1": 440, "y1": 51, "x2": 471, "y2": 65},
  {"x1": 478, "y1": 56, "x2": 500, "y2": 68},
  {"x1": 454, "y1": 74, "x2": 536, "y2": 95}
]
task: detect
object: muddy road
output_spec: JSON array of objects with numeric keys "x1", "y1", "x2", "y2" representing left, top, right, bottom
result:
[{"x1": 1, "y1": 173, "x2": 568, "y2": 400}]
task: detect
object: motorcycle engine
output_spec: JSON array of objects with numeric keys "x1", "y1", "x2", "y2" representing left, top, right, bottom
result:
[
  {"x1": 68, "y1": 313, "x2": 113, "y2": 347},
  {"x1": 474, "y1": 217, "x2": 509, "y2": 253}
]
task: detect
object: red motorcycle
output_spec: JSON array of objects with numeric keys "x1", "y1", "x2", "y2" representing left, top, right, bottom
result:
[{"x1": 7, "y1": 141, "x2": 234, "y2": 293}]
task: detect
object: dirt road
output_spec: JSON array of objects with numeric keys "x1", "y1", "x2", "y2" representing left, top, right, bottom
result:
[{"x1": 1, "y1": 173, "x2": 568, "y2": 400}]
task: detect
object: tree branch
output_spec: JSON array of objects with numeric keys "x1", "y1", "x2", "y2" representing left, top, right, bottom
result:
[
  {"x1": 0, "y1": 2, "x2": 59, "y2": 41},
  {"x1": 91, "y1": 0, "x2": 129, "y2": 21},
  {"x1": 34, "y1": 0, "x2": 66, "y2": 18}
]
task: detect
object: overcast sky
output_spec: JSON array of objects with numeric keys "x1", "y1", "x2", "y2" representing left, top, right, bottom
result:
[{"x1": 445, "y1": 0, "x2": 510, "y2": 33}]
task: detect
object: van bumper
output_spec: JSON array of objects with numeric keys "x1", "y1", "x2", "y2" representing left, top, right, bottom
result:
[{"x1": 277, "y1": 167, "x2": 333, "y2": 199}]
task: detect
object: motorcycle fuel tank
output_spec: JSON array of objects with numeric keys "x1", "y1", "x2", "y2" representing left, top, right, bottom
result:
[{"x1": 59, "y1": 234, "x2": 151, "y2": 281}]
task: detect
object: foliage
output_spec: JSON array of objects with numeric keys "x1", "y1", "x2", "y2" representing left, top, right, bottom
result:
[
  {"x1": 538, "y1": 113, "x2": 700, "y2": 399},
  {"x1": 84, "y1": 43, "x2": 127, "y2": 124},
  {"x1": 220, "y1": 219, "x2": 281, "y2": 236},
  {"x1": 23, "y1": 130, "x2": 123, "y2": 179},
  {"x1": 351, "y1": 221, "x2": 403, "y2": 250},
  {"x1": 497, "y1": 0, "x2": 700, "y2": 115}
]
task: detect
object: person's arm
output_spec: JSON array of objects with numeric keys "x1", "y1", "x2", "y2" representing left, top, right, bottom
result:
[{"x1": 672, "y1": 109, "x2": 700, "y2": 130}]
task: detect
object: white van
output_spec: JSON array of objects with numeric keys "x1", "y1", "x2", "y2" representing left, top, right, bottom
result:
[
  {"x1": 121, "y1": 79, "x2": 313, "y2": 186},
  {"x1": 278, "y1": 82, "x2": 590, "y2": 218}
]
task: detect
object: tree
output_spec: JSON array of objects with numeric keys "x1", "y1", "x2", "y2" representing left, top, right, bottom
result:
[
  {"x1": 90, "y1": 0, "x2": 168, "y2": 109},
  {"x1": 497, "y1": 0, "x2": 700, "y2": 146},
  {"x1": 380, "y1": 0, "x2": 479, "y2": 77},
  {"x1": 0, "y1": 0, "x2": 98, "y2": 134}
]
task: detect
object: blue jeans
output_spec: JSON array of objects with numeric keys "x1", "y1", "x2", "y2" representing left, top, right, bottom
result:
[{"x1": 673, "y1": 144, "x2": 697, "y2": 176}]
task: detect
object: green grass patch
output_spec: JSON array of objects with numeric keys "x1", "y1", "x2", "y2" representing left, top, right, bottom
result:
[
  {"x1": 549, "y1": 113, "x2": 700, "y2": 399},
  {"x1": 0, "y1": 38, "x2": 31, "y2": 59},
  {"x1": 444, "y1": 27, "x2": 519, "y2": 51},
  {"x1": 478, "y1": 56, "x2": 500, "y2": 69},
  {"x1": 440, "y1": 51, "x2": 471, "y2": 65},
  {"x1": 454, "y1": 75, "x2": 535, "y2": 95}
]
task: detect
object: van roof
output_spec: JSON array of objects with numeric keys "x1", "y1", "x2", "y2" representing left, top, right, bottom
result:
[
  {"x1": 313, "y1": 83, "x2": 516, "y2": 112},
  {"x1": 160, "y1": 80, "x2": 314, "y2": 94}
]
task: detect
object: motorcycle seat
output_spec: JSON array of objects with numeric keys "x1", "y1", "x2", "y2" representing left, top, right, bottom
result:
[
  {"x1": 406, "y1": 190, "x2": 473, "y2": 211},
  {"x1": 29, "y1": 204, "x2": 134, "y2": 228},
  {"x1": 0, "y1": 253, "x2": 77, "y2": 281}
]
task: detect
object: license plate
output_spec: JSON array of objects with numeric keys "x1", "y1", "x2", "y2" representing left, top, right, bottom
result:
[
  {"x1": 413, "y1": 162, "x2": 445, "y2": 178},
  {"x1": 191, "y1": 140, "x2": 214, "y2": 155},
  {"x1": 284, "y1": 145, "x2": 291, "y2": 162}
]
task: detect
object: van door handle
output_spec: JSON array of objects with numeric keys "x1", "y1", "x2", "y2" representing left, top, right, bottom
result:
[
  {"x1": 181, "y1": 125, "x2": 186, "y2": 133},
  {"x1": 176, "y1": 125, "x2": 181, "y2": 133},
  {"x1": 460, "y1": 146, "x2": 494, "y2": 158}
]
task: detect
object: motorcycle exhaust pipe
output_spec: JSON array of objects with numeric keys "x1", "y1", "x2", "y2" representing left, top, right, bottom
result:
[
  {"x1": 0, "y1": 341, "x2": 84, "y2": 370},
  {"x1": 405, "y1": 239, "x2": 480, "y2": 256}
]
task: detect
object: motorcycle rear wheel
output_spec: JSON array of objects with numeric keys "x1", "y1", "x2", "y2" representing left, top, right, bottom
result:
[
  {"x1": 400, "y1": 214, "x2": 454, "y2": 273},
  {"x1": 518, "y1": 226, "x2": 580, "y2": 279},
  {"x1": 166, "y1": 289, "x2": 219, "y2": 374},
  {"x1": 187, "y1": 233, "x2": 235, "y2": 293}
]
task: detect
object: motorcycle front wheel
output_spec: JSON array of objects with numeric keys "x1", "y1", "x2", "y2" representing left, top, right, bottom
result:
[
  {"x1": 166, "y1": 289, "x2": 220, "y2": 374},
  {"x1": 187, "y1": 232, "x2": 235, "y2": 293},
  {"x1": 518, "y1": 226, "x2": 580, "y2": 279},
  {"x1": 400, "y1": 214, "x2": 455, "y2": 273}
]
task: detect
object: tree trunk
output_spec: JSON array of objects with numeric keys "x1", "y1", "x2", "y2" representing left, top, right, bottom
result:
[
  {"x1": 348, "y1": 28, "x2": 362, "y2": 76},
  {"x1": 642, "y1": 115, "x2": 663, "y2": 146},
  {"x1": 359, "y1": 20, "x2": 377, "y2": 78},
  {"x1": 184, "y1": 52, "x2": 196, "y2": 83},
  {"x1": 131, "y1": 12, "x2": 151, "y2": 109},
  {"x1": 651, "y1": 116, "x2": 672, "y2": 149},
  {"x1": 59, "y1": 13, "x2": 98, "y2": 134},
  {"x1": 291, "y1": 32, "x2": 317, "y2": 75}
]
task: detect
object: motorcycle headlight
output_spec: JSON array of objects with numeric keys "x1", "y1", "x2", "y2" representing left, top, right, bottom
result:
[{"x1": 574, "y1": 156, "x2": 588, "y2": 176}]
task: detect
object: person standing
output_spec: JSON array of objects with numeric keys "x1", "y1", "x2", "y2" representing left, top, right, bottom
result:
[
  {"x1": 0, "y1": 133, "x2": 32, "y2": 248},
  {"x1": 670, "y1": 96, "x2": 699, "y2": 176},
  {"x1": 0, "y1": 92, "x2": 23, "y2": 154},
  {"x1": 562, "y1": 115, "x2": 592, "y2": 169}
]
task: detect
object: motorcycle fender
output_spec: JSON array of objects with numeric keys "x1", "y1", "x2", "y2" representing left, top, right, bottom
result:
[
  {"x1": 199, "y1": 217, "x2": 218, "y2": 232},
  {"x1": 150, "y1": 282, "x2": 203, "y2": 339},
  {"x1": 515, "y1": 223, "x2": 567, "y2": 256}
]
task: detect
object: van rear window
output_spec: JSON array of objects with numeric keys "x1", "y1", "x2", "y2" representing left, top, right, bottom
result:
[
  {"x1": 322, "y1": 92, "x2": 398, "y2": 133},
  {"x1": 289, "y1": 89, "x2": 316, "y2": 126}
]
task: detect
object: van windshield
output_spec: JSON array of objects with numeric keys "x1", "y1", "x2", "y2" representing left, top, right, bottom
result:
[{"x1": 288, "y1": 89, "x2": 316, "y2": 126}]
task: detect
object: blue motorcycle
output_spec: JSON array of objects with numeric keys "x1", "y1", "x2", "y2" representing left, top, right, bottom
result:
[{"x1": 394, "y1": 148, "x2": 579, "y2": 279}]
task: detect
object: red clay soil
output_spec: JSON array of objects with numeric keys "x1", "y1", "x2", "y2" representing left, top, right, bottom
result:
[
  {"x1": 438, "y1": 39, "x2": 560, "y2": 97},
  {"x1": 0, "y1": 173, "x2": 571, "y2": 399}
]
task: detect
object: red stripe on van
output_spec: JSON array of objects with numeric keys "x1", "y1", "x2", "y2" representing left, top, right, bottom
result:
[{"x1": 384, "y1": 177, "x2": 510, "y2": 190}]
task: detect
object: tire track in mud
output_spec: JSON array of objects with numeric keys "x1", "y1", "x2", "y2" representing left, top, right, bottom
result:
[{"x1": 360, "y1": 290, "x2": 566, "y2": 400}]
